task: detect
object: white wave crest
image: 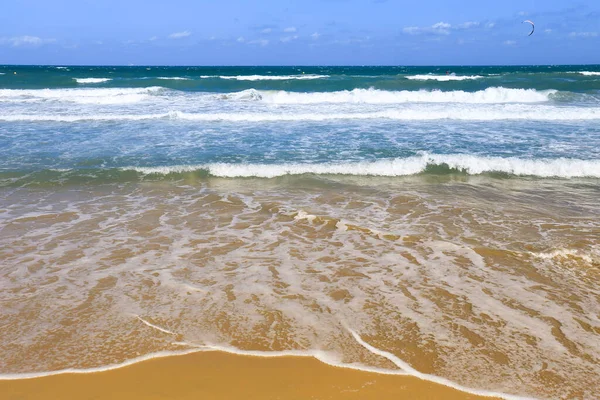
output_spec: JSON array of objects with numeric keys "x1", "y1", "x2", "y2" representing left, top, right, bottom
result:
[
  {"x1": 2, "y1": 105, "x2": 600, "y2": 122},
  {"x1": 124, "y1": 154, "x2": 600, "y2": 179},
  {"x1": 0, "y1": 87, "x2": 163, "y2": 105},
  {"x1": 578, "y1": 71, "x2": 600, "y2": 76},
  {"x1": 405, "y1": 74, "x2": 484, "y2": 81},
  {"x1": 529, "y1": 249, "x2": 595, "y2": 264},
  {"x1": 218, "y1": 89, "x2": 264, "y2": 101},
  {"x1": 157, "y1": 77, "x2": 190, "y2": 80},
  {"x1": 215, "y1": 74, "x2": 329, "y2": 81},
  {"x1": 226, "y1": 87, "x2": 555, "y2": 104},
  {"x1": 74, "y1": 78, "x2": 112, "y2": 84}
]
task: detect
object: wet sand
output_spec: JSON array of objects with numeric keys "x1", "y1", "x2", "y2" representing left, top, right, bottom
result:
[
  {"x1": 2, "y1": 179, "x2": 598, "y2": 399},
  {"x1": 1, "y1": 351, "x2": 494, "y2": 400}
]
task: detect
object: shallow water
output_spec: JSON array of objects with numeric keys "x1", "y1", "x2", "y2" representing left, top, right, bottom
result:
[{"x1": 1, "y1": 176, "x2": 598, "y2": 398}]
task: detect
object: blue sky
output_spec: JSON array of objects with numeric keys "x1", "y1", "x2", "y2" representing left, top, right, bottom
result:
[{"x1": 0, "y1": 0, "x2": 599, "y2": 65}]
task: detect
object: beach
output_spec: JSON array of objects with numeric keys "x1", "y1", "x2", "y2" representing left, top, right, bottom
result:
[
  {"x1": 1, "y1": 350, "x2": 495, "y2": 400},
  {"x1": 1, "y1": 65, "x2": 599, "y2": 399}
]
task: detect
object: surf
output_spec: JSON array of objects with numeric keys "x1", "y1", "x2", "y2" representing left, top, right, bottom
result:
[
  {"x1": 221, "y1": 87, "x2": 557, "y2": 104},
  {"x1": 3, "y1": 105, "x2": 599, "y2": 122},
  {"x1": 123, "y1": 155, "x2": 600, "y2": 179}
]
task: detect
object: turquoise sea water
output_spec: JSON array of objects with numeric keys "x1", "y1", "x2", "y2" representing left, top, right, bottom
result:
[{"x1": 1, "y1": 65, "x2": 600, "y2": 185}]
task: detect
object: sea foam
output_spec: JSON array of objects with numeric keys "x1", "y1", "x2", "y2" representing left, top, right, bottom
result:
[
  {"x1": 0, "y1": 87, "x2": 162, "y2": 104},
  {"x1": 124, "y1": 155, "x2": 600, "y2": 179},
  {"x1": 225, "y1": 87, "x2": 555, "y2": 104},
  {"x1": 214, "y1": 74, "x2": 329, "y2": 81},
  {"x1": 0, "y1": 86, "x2": 563, "y2": 107},
  {"x1": 2, "y1": 105, "x2": 599, "y2": 122},
  {"x1": 74, "y1": 78, "x2": 112, "y2": 84},
  {"x1": 405, "y1": 74, "x2": 484, "y2": 81},
  {"x1": 0, "y1": 316, "x2": 530, "y2": 400}
]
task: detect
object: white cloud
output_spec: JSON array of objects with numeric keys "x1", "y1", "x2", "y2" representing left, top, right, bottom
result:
[
  {"x1": 432, "y1": 22, "x2": 451, "y2": 30},
  {"x1": 261, "y1": 28, "x2": 272, "y2": 34},
  {"x1": 569, "y1": 31, "x2": 598, "y2": 38},
  {"x1": 311, "y1": 32, "x2": 320, "y2": 40},
  {"x1": 237, "y1": 36, "x2": 245, "y2": 43},
  {"x1": 431, "y1": 22, "x2": 451, "y2": 34},
  {"x1": 544, "y1": 29, "x2": 552, "y2": 34},
  {"x1": 403, "y1": 26, "x2": 420, "y2": 35},
  {"x1": 149, "y1": 36, "x2": 158, "y2": 41},
  {"x1": 280, "y1": 35, "x2": 298, "y2": 43},
  {"x1": 403, "y1": 22, "x2": 455, "y2": 35},
  {"x1": 284, "y1": 27, "x2": 297, "y2": 33},
  {"x1": 169, "y1": 31, "x2": 191, "y2": 39},
  {"x1": 248, "y1": 39, "x2": 269, "y2": 46},
  {"x1": 503, "y1": 40, "x2": 516, "y2": 46},
  {"x1": 486, "y1": 22, "x2": 496, "y2": 29},
  {"x1": 0, "y1": 35, "x2": 55, "y2": 47},
  {"x1": 458, "y1": 21, "x2": 480, "y2": 29}
]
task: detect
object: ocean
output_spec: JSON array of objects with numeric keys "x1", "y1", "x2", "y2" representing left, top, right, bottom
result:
[{"x1": 1, "y1": 65, "x2": 599, "y2": 399}]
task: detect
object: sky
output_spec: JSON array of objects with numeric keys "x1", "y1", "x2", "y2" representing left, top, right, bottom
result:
[{"x1": 0, "y1": 0, "x2": 599, "y2": 65}]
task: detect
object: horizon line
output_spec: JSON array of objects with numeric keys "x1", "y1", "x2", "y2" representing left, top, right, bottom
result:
[{"x1": 2, "y1": 63, "x2": 600, "y2": 68}]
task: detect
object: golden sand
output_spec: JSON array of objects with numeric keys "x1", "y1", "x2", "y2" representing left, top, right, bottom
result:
[{"x1": 1, "y1": 351, "x2": 494, "y2": 400}]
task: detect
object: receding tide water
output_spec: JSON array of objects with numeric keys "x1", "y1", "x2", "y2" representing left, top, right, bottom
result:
[{"x1": 0, "y1": 65, "x2": 599, "y2": 399}]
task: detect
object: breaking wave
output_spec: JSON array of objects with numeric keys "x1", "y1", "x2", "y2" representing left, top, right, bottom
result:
[
  {"x1": 0, "y1": 87, "x2": 163, "y2": 104},
  {"x1": 223, "y1": 87, "x2": 556, "y2": 104},
  {"x1": 125, "y1": 155, "x2": 600, "y2": 179},
  {"x1": 0, "y1": 86, "x2": 569, "y2": 107},
  {"x1": 2, "y1": 105, "x2": 599, "y2": 122},
  {"x1": 74, "y1": 78, "x2": 112, "y2": 84}
]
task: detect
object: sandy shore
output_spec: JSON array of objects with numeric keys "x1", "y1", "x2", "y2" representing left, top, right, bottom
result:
[{"x1": 1, "y1": 351, "x2": 496, "y2": 400}]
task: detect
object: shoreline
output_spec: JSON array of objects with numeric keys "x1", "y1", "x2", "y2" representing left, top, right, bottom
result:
[{"x1": 0, "y1": 350, "x2": 503, "y2": 400}]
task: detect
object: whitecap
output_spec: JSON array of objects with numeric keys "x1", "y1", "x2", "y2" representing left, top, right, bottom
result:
[
  {"x1": 224, "y1": 87, "x2": 555, "y2": 104},
  {"x1": 405, "y1": 74, "x2": 484, "y2": 81},
  {"x1": 215, "y1": 74, "x2": 329, "y2": 81},
  {"x1": 74, "y1": 78, "x2": 112, "y2": 84}
]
